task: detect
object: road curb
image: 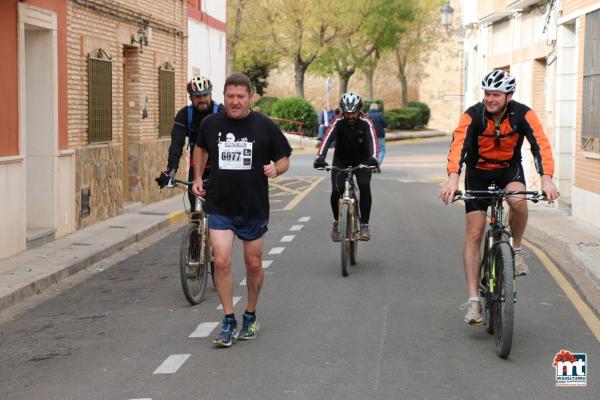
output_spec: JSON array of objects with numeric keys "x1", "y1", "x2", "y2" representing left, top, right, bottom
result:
[
  {"x1": 525, "y1": 223, "x2": 600, "y2": 287},
  {"x1": 0, "y1": 212, "x2": 186, "y2": 313}
]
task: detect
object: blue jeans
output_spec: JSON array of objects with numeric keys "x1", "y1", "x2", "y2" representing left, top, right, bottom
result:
[{"x1": 377, "y1": 137, "x2": 386, "y2": 165}]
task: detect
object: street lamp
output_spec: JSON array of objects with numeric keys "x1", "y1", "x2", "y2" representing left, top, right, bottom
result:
[
  {"x1": 440, "y1": 1, "x2": 455, "y2": 33},
  {"x1": 131, "y1": 20, "x2": 150, "y2": 53}
]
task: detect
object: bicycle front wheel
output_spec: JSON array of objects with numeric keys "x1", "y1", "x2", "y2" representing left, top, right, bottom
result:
[
  {"x1": 179, "y1": 223, "x2": 208, "y2": 305},
  {"x1": 349, "y1": 203, "x2": 359, "y2": 265},
  {"x1": 492, "y1": 242, "x2": 515, "y2": 359},
  {"x1": 340, "y1": 203, "x2": 351, "y2": 277}
]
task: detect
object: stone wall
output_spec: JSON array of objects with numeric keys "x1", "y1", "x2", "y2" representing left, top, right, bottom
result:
[{"x1": 75, "y1": 140, "x2": 180, "y2": 229}]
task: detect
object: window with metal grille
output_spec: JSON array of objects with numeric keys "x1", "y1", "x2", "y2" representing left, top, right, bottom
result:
[
  {"x1": 159, "y1": 63, "x2": 175, "y2": 137},
  {"x1": 583, "y1": 9, "x2": 600, "y2": 153},
  {"x1": 88, "y1": 49, "x2": 113, "y2": 143}
]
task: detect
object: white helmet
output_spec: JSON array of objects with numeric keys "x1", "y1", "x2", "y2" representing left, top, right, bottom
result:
[
  {"x1": 339, "y1": 92, "x2": 363, "y2": 113},
  {"x1": 481, "y1": 70, "x2": 516, "y2": 93},
  {"x1": 187, "y1": 75, "x2": 213, "y2": 96}
]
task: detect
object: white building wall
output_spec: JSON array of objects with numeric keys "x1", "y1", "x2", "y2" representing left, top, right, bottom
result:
[
  {"x1": 188, "y1": 19, "x2": 226, "y2": 103},
  {"x1": 0, "y1": 159, "x2": 26, "y2": 258},
  {"x1": 201, "y1": 0, "x2": 226, "y2": 23}
]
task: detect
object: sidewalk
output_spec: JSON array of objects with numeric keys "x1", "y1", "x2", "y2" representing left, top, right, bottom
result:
[
  {"x1": 0, "y1": 196, "x2": 186, "y2": 312},
  {"x1": 1, "y1": 134, "x2": 599, "y2": 313}
]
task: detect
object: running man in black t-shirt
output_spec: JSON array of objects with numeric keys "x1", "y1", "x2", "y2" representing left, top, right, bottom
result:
[{"x1": 192, "y1": 73, "x2": 292, "y2": 348}]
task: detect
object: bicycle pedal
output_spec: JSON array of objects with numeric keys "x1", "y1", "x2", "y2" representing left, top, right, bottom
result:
[{"x1": 188, "y1": 261, "x2": 200, "y2": 267}]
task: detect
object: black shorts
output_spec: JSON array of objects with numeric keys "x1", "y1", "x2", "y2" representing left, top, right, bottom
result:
[{"x1": 464, "y1": 164, "x2": 526, "y2": 213}]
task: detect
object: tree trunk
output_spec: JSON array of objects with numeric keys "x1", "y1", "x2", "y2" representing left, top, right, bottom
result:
[
  {"x1": 399, "y1": 71, "x2": 408, "y2": 108},
  {"x1": 294, "y1": 61, "x2": 307, "y2": 98},
  {"x1": 226, "y1": 47, "x2": 236, "y2": 77},
  {"x1": 226, "y1": 0, "x2": 245, "y2": 76},
  {"x1": 363, "y1": 50, "x2": 380, "y2": 100},
  {"x1": 338, "y1": 69, "x2": 355, "y2": 98},
  {"x1": 395, "y1": 49, "x2": 408, "y2": 107}
]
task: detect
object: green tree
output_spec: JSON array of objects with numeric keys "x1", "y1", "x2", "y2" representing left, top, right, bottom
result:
[
  {"x1": 258, "y1": 0, "x2": 338, "y2": 97},
  {"x1": 311, "y1": 0, "x2": 413, "y2": 98},
  {"x1": 226, "y1": 0, "x2": 250, "y2": 76},
  {"x1": 392, "y1": 0, "x2": 445, "y2": 106}
]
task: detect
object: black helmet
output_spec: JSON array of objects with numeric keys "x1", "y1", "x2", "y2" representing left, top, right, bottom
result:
[
  {"x1": 187, "y1": 75, "x2": 213, "y2": 96},
  {"x1": 339, "y1": 92, "x2": 362, "y2": 113}
]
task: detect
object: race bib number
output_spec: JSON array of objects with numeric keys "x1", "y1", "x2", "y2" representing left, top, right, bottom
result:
[{"x1": 218, "y1": 141, "x2": 253, "y2": 170}]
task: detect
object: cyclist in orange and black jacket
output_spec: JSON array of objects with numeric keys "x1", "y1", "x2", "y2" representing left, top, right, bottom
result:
[
  {"x1": 439, "y1": 70, "x2": 558, "y2": 326},
  {"x1": 313, "y1": 92, "x2": 379, "y2": 242}
]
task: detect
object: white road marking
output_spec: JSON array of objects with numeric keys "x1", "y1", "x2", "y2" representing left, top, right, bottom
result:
[
  {"x1": 153, "y1": 354, "x2": 190, "y2": 374},
  {"x1": 298, "y1": 216, "x2": 311, "y2": 222},
  {"x1": 280, "y1": 235, "x2": 295, "y2": 242},
  {"x1": 129, "y1": 398, "x2": 152, "y2": 400},
  {"x1": 189, "y1": 322, "x2": 219, "y2": 338},
  {"x1": 262, "y1": 260, "x2": 273, "y2": 269},
  {"x1": 269, "y1": 247, "x2": 285, "y2": 255},
  {"x1": 240, "y1": 277, "x2": 246, "y2": 286},
  {"x1": 290, "y1": 224, "x2": 303, "y2": 231},
  {"x1": 217, "y1": 296, "x2": 241, "y2": 309}
]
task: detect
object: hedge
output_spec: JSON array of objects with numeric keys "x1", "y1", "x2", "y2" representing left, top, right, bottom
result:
[
  {"x1": 270, "y1": 97, "x2": 318, "y2": 136},
  {"x1": 407, "y1": 101, "x2": 431, "y2": 126},
  {"x1": 363, "y1": 99, "x2": 385, "y2": 113},
  {"x1": 384, "y1": 107, "x2": 423, "y2": 130},
  {"x1": 253, "y1": 96, "x2": 279, "y2": 116}
]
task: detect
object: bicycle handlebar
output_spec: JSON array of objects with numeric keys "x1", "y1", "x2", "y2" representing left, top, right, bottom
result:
[
  {"x1": 316, "y1": 164, "x2": 376, "y2": 173},
  {"x1": 452, "y1": 189, "x2": 548, "y2": 203},
  {"x1": 168, "y1": 178, "x2": 206, "y2": 201}
]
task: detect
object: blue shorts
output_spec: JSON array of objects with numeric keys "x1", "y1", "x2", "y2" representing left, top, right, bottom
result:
[{"x1": 208, "y1": 214, "x2": 268, "y2": 241}]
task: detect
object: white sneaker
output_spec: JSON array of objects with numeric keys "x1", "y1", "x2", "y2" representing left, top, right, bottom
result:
[
  {"x1": 514, "y1": 250, "x2": 529, "y2": 276},
  {"x1": 460, "y1": 300, "x2": 482, "y2": 325}
]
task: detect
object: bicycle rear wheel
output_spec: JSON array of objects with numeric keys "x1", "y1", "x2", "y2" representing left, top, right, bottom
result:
[
  {"x1": 492, "y1": 242, "x2": 515, "y2": 359},
  {"x1": 340, "y1": 203, "x2": 351, "y2": 277},
  {"x1": 179, "y1": 223, "x2": 208, "y2": 305}
]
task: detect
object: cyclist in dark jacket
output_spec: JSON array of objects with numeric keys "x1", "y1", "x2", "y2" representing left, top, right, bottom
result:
[
  {"x1": 313, "y1": 92, "x2": 379, "y2": 241},
  {"x1": 367, "y1": 103, "x2": 388, "y2": 167},
  {"x1": 155, "y1": 75, "x2": 224, "y2": 204}
]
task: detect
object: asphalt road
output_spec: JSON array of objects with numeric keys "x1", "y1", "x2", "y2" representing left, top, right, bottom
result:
[{"x1": 1, "y1": 138, "x2": 598, "y2": 399}]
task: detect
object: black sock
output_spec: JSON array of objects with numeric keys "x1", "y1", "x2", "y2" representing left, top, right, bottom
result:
[
  {"x1": 244, "y1": 310, "x2": 256, "y2": 317},
  {"x1": 225, "y1": 313, "x2": 235, "y2": 321}
]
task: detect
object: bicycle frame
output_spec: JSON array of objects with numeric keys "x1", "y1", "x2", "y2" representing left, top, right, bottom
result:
[
  {"x1": 172, "y1": 178, "x2": 210, "y2": 265},
  {"x1": 479, "y1": 187, "x2": 513, "y2": 304},
  {"x1": 454, "y1": 184, "x2": 547, "y2": 358}
]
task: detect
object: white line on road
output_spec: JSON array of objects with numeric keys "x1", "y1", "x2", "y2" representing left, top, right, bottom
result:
[
  {"x1": 280, "y1": 235, "x2": 295, "y2": 242},
  {"x1": 290, "y1": 224, "x2": 304, "y2": 231},
  {"x1": 269, "y1": 247, "x2": 285, "y2": 255},
  {"x1": 129, "y1": 398, "x2": 152, "y2": 400},
  {"x1": 374, "y1": 305, "x2": 390, "y2": 392},
  {"x1": 262, "y1": 260, "x2": 273, "y2": 269},
  {"x1": 217, "y1": 296, "x2": 241, "y2": 309},
  {"x1": 240, "y1": 277, "x2": 246, "y2": 286},
  {"x1": 298, "y1": 216, "x2": 311, "y2": 222},
  {"x1": 189, "y1": 322, "x2": 219, "y2": 338},
  {"x1": 153, "y1": 354, "x2": 190, "y2": 374}
]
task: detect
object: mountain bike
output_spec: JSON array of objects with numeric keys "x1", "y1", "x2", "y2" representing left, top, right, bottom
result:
[
  {"x1": 453, "y1": 185, "x2": 547, "y2": 358},
  {"x1": 170, "y1": 178, "x2": 215, "y2": 305},
  {"x1": 319, "y1": 165, "x2": 374, "y2": 277}
]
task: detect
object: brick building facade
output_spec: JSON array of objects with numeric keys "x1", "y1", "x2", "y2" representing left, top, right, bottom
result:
[{"x1": 67, "y1": 0, "x2": 188, "y2": 229}]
